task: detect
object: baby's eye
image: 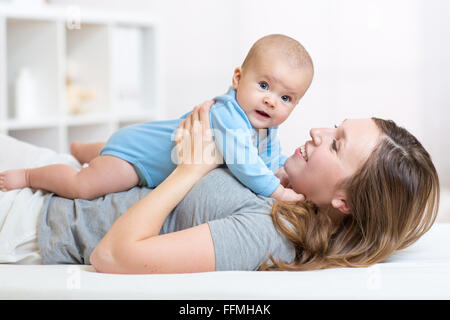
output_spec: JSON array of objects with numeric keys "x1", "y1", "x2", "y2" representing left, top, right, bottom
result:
[
  {"x1": 281, "y1": 95, "x2": 291, "y2": 102},
  {"x1": 259, "y1": 81, "x2": 269, "y2": 90},
  {"x1": 334, "y1": 124, "x2": 338, "y2": 128}
]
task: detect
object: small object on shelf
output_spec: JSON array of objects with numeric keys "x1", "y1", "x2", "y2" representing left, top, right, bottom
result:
[
  {"x1": 14, "y1": 67, "x2": 38, "y2": 120},
  {"x1": 65, "y1": 59, "x2": 96, "y2": 115},
  {"x1": 66, "y1": 77, "x2": 96, "y2": 115}
]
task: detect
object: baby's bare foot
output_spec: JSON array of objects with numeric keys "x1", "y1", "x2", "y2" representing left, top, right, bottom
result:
[
  {"x1": 0, "y1": 169, "x2": 29, "y2": 191},
  {"x1": 70, "y1": 141, "x2": 84, "y2": 162},
  {"x1": 71, "y1": 141, "x2": 95, "y2": 164}
]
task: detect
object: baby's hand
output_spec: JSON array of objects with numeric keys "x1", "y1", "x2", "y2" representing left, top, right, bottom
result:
[{"x1": 270, "y1": 184, "x2": 304, "y2": 203}]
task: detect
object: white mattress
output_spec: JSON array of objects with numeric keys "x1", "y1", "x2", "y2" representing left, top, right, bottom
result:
[
  {"x1": 0, "y1": 134, "x2": 449, "y2": 299},
  {"x1": 0, "y1": 223, "x2": 449, "y2": 299}
]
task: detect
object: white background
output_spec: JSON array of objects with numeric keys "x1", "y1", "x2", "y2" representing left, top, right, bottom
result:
[{"x1": 51, "y1": 0, "x2": 450, "y2": 188}]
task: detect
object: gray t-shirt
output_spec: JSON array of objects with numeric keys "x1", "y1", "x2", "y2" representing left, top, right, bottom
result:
[{"x1": 38, "y1": 168, "x2": 295, "y2": 270}]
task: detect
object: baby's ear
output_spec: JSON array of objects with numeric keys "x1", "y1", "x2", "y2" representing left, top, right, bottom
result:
[{"x1": 232, "y1": 67, "x2": 242, "y2": 90}]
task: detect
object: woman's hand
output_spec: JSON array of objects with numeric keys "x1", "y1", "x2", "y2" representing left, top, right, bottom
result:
[{"x1": 175, "y1": 100, "x2": 223, "y2": 178}]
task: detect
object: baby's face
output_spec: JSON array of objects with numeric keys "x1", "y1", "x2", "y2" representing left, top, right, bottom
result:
[{"x1": 232, "y1": 53, "x2": 312, "y2": 129}]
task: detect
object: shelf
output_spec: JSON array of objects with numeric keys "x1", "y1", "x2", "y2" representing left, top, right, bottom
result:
[
  {"x1": 67, "y1": 122, "x2": 112, "y2": 148},
  {"x1": 6, "y1": 18, "x2": 61, "y2": 119},
  {"x1": 64, "y1": 113, "x2": 113, "y2": 126},
  {"x1": 0, "y1": 5, "x2": 164, "y2": 153},
  {"x1": 8, "y1": 126, "x2": 61, "y2": 151},
  {"x1": 110, "y1": 24, "x2": 160, "y2": 115},
  {"x1": 66, "y1": 23, "x2": 109, "y2": 115},
  {"x1": 6, "y1": 117, "x2": 60, "y2": 130},
  {"x1": 0, "y1": 3, "x2": 160, "y2": 26}
]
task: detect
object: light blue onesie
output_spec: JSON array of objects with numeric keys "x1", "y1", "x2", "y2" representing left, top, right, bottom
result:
[{"x1": 100, "y1": 87, "x2": 287, "y2": 197}]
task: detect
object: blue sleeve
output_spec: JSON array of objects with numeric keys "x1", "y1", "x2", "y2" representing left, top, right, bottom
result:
[
  {"x1": 279, "y1": 154, "x2": 288, "y2": 168},
  {"x1": 258, "y1": 128, "x2": 288, "y2": 172},
  {"x1": 209, "y1": 102, "x2": 280, "y2": 197}
]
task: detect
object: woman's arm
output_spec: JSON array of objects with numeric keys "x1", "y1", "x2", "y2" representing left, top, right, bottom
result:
[{"x1": 90, "y1": 100, "x2": 221, "y2": 274}]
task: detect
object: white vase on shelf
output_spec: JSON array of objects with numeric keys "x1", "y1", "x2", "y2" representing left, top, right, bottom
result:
[{"x1": 14, "y1": 67, "x2": 38, "y2": 120}]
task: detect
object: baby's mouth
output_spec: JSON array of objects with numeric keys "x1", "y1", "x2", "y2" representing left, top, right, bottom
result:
[{"x1": 256, "y1": 110, "x2": 270, "y2": 118}]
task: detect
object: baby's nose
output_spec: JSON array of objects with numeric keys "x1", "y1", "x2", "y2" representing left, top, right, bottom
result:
[{"x1": 263, "y1": 95, "x2": 276, "y2": 108}]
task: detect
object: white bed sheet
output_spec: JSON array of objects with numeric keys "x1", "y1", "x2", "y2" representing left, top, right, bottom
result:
[
  {"x1": 0, "y1": 135, "x2": 449, "y2": 300},
  {"x1": 0, "y1": 223, "x2": 449, "y2": 299}
]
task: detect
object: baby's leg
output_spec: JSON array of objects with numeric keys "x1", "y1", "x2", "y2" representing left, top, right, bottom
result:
[
  {"x1": 70, "y1": 141, "x2": 106, "y2": 164},
  {"x1": 0, "y1": 155, "x2": 139, "y2": 200}
]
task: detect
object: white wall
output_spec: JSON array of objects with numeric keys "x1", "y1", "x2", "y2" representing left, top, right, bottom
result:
[
  {"x1": 52, "y1": 0, "x2": 237, "y2": 118},
  {"x1": 52, "y1": 0, "x2": 450, "y2": 187},
  {"x1": 419, "y1": 0, "x2": 450, "y2": 188}
]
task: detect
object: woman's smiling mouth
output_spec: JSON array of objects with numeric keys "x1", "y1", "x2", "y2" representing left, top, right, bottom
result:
[{"x1": 295, "y1": 144, "x2": 308, "y2": 161}]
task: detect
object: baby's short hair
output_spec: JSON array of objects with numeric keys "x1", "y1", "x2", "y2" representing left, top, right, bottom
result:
[{"x1": 242, "y1": 34, "x2": 313, "y2": 73}]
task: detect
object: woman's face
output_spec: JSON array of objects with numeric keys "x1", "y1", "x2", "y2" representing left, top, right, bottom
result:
[{"x1": 284, "y1": 118, "x2": 381, "y2": 209}]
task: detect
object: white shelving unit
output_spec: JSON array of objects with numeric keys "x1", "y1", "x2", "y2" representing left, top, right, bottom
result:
[{"x1": 0, "y1": 4, "x2": 164, "y2": 152}]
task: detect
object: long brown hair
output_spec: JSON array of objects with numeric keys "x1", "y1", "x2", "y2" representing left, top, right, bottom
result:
[{"x1": 260, "y1": 118, "x2": 440, "y2": 271}]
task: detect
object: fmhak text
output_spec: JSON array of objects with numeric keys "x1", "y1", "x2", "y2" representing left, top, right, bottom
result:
[{"x1": 223, "y1": 304, "x2": 270, "y2": 315}]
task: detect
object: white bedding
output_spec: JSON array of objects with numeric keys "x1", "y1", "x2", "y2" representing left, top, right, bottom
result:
[
  {"x1": 0, "y1": 135, "x2": 81, "y2": 264},
  {"x1": 0, "y1": 134, "x2": 449, "y2": 299}
]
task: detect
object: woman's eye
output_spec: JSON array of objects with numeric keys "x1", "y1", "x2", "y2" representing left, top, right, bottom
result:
[
  {"x1": 331, "y1": 125, "x2": 339, "y2": 151},
  {"x1": 281, "y1": 95, "x2": 291, "y2": 102},
  {"x1": 259, "y1": 81, "x2": 269, "y2": 90},
  {"x1": 332, "y1": 139, "x2": 338, "y2": 152}
]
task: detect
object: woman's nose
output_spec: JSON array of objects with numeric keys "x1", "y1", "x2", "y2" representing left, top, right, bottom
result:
[
  {"x1": 309, "y1": 128, "x2": 322, "y2": 145},
  {"x1": 310, "y1": 127, "x2": 334, "y2": 145}
]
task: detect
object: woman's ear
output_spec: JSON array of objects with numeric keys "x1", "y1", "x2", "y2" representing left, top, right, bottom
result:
[
  {"x1": 232, "y1": 67, "x2": 242, "y2": 90},
  {"x1": 331, "y1": 191, "x2": 350, "y2": 214}
]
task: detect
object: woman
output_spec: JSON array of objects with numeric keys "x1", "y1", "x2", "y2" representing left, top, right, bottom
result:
[
  {"x1": 0, "y1": 101, "x2": 439, "y2": 272},
  {"x1": 85, "y1": 100, "x2": 440, "y2": 273}
]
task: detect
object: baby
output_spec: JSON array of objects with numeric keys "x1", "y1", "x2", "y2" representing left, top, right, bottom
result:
[{"x1": 0, "y1": 34, "x2": 314, "y2": 202}]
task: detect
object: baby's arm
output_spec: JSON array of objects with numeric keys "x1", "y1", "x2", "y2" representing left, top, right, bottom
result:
[
  {"x1": 210, "y1": 103, "x2": 282, "y2": 197},
  {"x1": 258, "y1": 127, "x2": 287, "y2": 173},
  {"x1": 259, "y1": 129, "x2": 304, "y2": 201}
]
